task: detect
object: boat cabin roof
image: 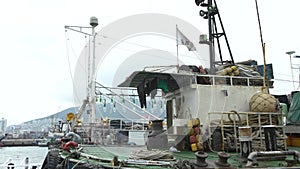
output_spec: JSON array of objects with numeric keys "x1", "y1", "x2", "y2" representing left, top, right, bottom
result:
[{"x1": 118, "y1": 70, "x2": 265, "y2": 94}]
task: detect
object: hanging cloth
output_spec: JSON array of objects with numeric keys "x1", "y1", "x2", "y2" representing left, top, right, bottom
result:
[{"x1": 137, "y1": 82, "x2": 147, "y2": 108}]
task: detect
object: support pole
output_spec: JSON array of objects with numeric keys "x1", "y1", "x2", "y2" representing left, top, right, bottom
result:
[
  {"x1": 176, "y1": 25, "x2": 179, "y2": 73},
  {"x1": 208, "y1": 0, "x2": 215, "y2": 73}
]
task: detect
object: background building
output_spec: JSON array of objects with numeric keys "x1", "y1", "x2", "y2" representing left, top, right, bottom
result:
[{"x1": 0, "y1": 118, "x2": 7, "y2": 134}]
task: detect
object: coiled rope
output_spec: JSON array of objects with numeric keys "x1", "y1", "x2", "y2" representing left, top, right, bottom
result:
[{"x1": 129, "y1": 149, "x2": 175, "y2": 161}]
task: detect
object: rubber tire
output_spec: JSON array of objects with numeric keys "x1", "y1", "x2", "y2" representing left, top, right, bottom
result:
[
  {"x1": 47, "y1": 149, "x2": 60, "y2": 169},
  {"x1": 212, "y1": 128, "x2": 222, "y2": 151}
]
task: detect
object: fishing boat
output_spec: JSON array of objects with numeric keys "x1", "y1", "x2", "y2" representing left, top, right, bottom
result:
[
  {"x1": 37, "y1": 138, "x2": 51, "y2": 147},
  {"x1": 41, "y1": 0, "x2": 300, "y2": 168},
  {"x1": 0, "y1": 134, "x2": 6, "y2": 147}
]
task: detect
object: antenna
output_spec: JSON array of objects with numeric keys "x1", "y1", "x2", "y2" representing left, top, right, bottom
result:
[
  {"x1": 195, "y1": 0, "x2": 234, "y2": 73},
  {"x1": 90, "y1": 16, "x2": 98, "y2": 27}
]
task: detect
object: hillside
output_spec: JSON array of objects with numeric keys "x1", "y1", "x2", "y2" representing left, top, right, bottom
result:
[{"x1": 14, "y1": 101, "x2": 165, "y2": 132}]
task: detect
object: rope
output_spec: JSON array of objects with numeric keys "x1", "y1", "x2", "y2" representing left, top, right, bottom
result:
[
  {"x1": 255, "y1": 0, "x2": 265, "y2": 56},
  {"x1": 227, "y1": 110, "x2": 242, "y2": 126},
  {"x1": 129, "y1": 150, "x2": 174, "y2": 161},
  {"x1": 221, "y1": 96, "x2": 228, "y2": 151}
]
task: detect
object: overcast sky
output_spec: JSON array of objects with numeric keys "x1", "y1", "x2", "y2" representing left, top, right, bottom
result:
[{"x1": 1, "y1": 0, "x2": 299, "y2": 125}]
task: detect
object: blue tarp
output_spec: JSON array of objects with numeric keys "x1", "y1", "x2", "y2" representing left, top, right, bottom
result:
[
  {"x1": 287, "y1": 92, "x2": 300, "y2": 125},
  {"x1": 257, "y1": 64, "x2": 274, "y2": 80}
]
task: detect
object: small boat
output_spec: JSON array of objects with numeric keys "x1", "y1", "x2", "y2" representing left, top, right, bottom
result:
[
  {"x1": 37, "y1": 139, "x2": 50, "y2": 147},
  {"x1": 0, "y1": 133, "x2": 7, "y2": 147}
]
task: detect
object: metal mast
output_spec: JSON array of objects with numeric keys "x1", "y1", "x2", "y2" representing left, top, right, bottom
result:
[
  {"x1": 65, "y1": 17, "x2": 98, "y2": 143},
  {"x1": 90, "y1": 17, "x2": 98, "y2": 125},
  {"x1": 196, "y1": 0, "x2": 234, "y2": 73}
]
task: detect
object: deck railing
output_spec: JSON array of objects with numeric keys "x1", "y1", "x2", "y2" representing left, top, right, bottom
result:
[
  {"x1": 0, "y1": 157, "x2": 42, "y2": 169},
  {"x1": 188, "y1": 73, "x2": 265, "y2": 86}
]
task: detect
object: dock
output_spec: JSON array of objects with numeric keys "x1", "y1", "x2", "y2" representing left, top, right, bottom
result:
[{"x1": 0, "y1": 139, "x2": 41, "y2": 146}]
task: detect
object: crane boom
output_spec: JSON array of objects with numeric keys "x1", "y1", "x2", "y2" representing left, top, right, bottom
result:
[{"x1": 75, "y1": 98, "x2": 89, "y2": 125}]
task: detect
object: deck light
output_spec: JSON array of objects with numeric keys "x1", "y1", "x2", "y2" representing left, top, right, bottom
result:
[{"x1": 195, "y1": 0, "x2": 205, "y2": 6}]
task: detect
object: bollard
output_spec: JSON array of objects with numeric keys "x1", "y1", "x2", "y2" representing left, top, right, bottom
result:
[
  {"x1": 7, "y1": 162, "x2": 14, "y2": 169},
  {"x1": 147, "y1": 120, "x2": 167, "y2": 150},
  {"x1": 215, "y1": 152, "x2": 230, "y2": 167},
  {"x1": 263, "y1": 125, "x2": 277, "y2": 151},
  {"x1": 193, "y1": 151, "x2": 208, "y2": 167},
  {"x1": 239, "y1": 126, "x2": 252, "y2": 163},
  {"x1": 25, "y1": 157, "x2": 29, "y2": 169}
]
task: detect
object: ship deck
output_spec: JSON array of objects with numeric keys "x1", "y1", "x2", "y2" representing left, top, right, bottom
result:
[{"x1": 58, "y1": 144, "x2": 300, "y2": 168}]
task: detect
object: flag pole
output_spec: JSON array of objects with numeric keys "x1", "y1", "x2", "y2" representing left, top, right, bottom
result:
[{"x1": 176, "y1": 24, "x2": 179, "y2": 73}]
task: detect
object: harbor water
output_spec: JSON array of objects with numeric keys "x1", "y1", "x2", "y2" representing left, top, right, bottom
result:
[{"x1": 0, "y1": 146, "x2": 48, "y2": 168}]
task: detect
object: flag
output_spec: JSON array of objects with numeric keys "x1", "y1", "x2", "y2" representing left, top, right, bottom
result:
[{"x1": 176, "y1": 26, "x2": 196, "y2": 51}]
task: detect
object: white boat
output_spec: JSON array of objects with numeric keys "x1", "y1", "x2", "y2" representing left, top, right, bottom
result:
[{"x1": 37, "y1": 139, "x2": 50, "y2": 147}]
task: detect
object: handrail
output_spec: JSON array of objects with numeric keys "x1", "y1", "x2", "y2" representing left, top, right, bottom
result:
[
  {"x1": 169, "y1": 70, "x2": 263, "y2": 86},
  {"x1": 81, "y1": 117, "x2": 149, "y2": 128},
  {"x1": 192, "y1": 74, "x2": 264, "y2": 86},
  {"x1": 208, "y1": 111, "x2": 282, "y2": 115}
]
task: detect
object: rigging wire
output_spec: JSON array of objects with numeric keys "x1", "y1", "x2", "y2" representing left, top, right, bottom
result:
[
  {"x1": 96, "y1": 32, "x2": 300, "y2": 88},
  {"x1": 272, "y1": 71, "x2": 300, "y2": 85},
  {"x1": 101, "y1": 43, "x2": 174, "y2": 62},
  {"x1": 273, "y1": 78, "x2": 299, "y2": 83},
  {"x1": 275, "y1": 72, "x2": 296, "y2": 77},
  {"x1": 65, "y1": 31, "x2": 89, "y2": 80},
  {"x1": 65, "y1": 30, "x2": 92, "y2": 106},
  {"x1": 65, "y1": 30, "x2": 80, "y2": 106},
  {"x1": 68, "y1": 31, "x2": 210, "y2": 94},
  {"x1": 95, "y1": 33, "x2": 209, "y2": 64}
]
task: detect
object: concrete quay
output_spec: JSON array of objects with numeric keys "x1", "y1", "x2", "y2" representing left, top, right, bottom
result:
[{"x1": 0, "y1": 139, "x2": 44, "y2": 146}]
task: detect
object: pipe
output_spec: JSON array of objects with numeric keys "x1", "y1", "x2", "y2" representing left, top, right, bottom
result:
[
  {"x1": 246, "y1": 150, "x2": 300, "y2": 167},
  {"x1": 65, "y1": 132, "x2": 82, "y2": 144}
]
